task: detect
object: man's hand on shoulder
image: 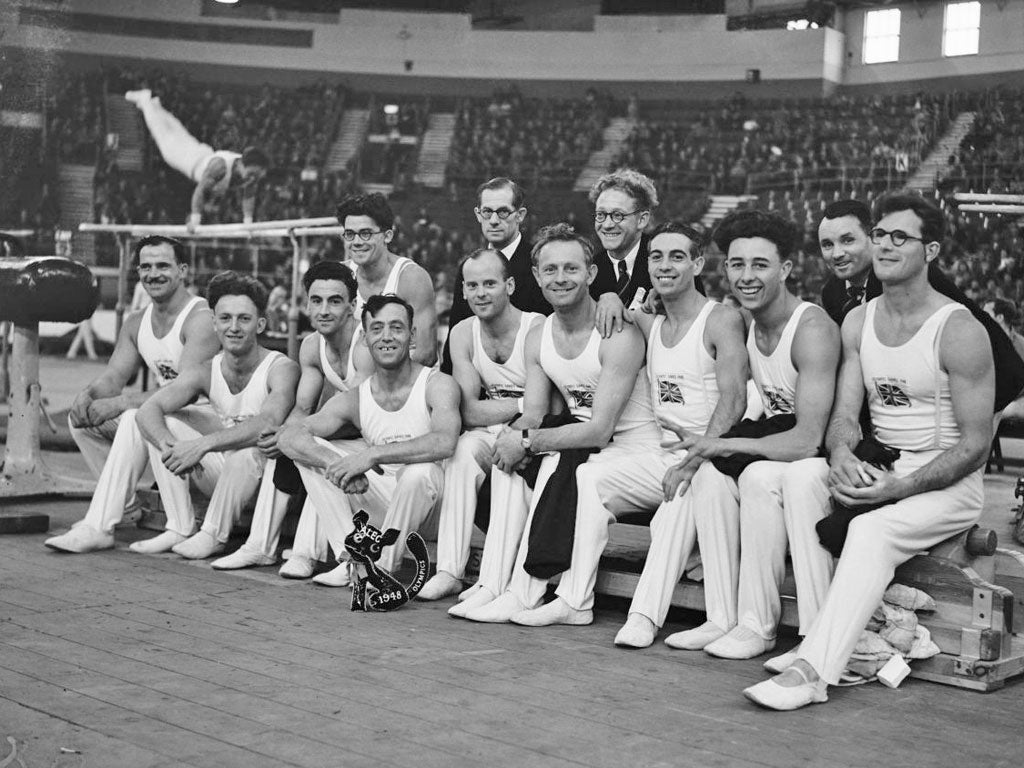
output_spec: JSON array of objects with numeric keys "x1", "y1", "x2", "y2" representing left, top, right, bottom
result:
[{"x1": 595, "y1": 293, "x2": 630, "y2": 338}]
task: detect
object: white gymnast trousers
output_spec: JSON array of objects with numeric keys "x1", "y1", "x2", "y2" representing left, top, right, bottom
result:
[
  {"x1": 295, "y1": 437, "x2": 443, "y2": 574},
  {"x1": 434, "y1": 429, "x2": 496, "y2": 580},
  {"x1": 137, "y1": 96, "x2": 214, "y2": 182}
]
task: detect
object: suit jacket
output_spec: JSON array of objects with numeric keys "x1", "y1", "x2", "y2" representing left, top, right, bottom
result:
[
  {"x1": 441, "y1": 234, "x2": 551, "y2": 374},
  {"x1": 589, "y1": 235, "x2": 651, "y2": 306},
  {"x1": 820, "y1": 263, "x2": 1024, "y2": 411}
]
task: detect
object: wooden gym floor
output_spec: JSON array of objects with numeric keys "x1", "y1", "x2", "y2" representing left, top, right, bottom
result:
[{"x1": 2, "y1": 453, "x2": 1024, "y2": 768}]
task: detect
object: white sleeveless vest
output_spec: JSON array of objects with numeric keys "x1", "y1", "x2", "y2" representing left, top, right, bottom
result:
[
  {"x1": 319, "y1": 329, "x2": 361, "y2": 393},
  {"x1": 136, "y1": 295, "x2": 204, "y2": 387},
  {"x1": 748, "y1": 302, "x2": 813, "y2": 417},
  {"x1": 347, "y1": 256, "x2": 413, "y2": 319},
  {"x1": 209, "y1": 351, "x2": 285, "y2": 428},
  {"x1": 471, "y1": 312, "x2": 541, "y2": 400},
  {"x1": 861, "y1": 299, "x2": 964, "y2": 452},
  {"x1": 192, "y1": 149, "x2": 241, "y2": 191},
  {"x1": 647, "y1": 301, "x2": 720, "y2": 440},
  {"x1": 358, "y1": 366, "x2": 434, "y2": 452},
  {"x1": 538, "y1": 315, "x2": 655, "y2": 437}
]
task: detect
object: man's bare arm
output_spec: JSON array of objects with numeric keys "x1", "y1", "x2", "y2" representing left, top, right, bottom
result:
[
  {"x1": 825, "y1": 307, "x2": 869, "y2": 486},
  {"x1": 136, "y1": 365, "x2": 211, "y2": 448},
  {"x1": 190, "y1": 157, "x2": 229, "y2": 220},
  {"x1": 702, "y1": 305, "x2": 749, "y2": 439},
  {"x1": 451, "y1": 318, "x2": 534, "y2": 428},
  {"x1": 69, "y1": 313, "x2": 146, "y2": 427},
  {"x1": 200, "y1": 358, "x2": 299, "y2": 454},
  {"x1": 278, "y1": 389, "x2": 361, "y2": 469},
  {"x1": 399, "y1": 265, "x2": 439, "y2": 367}
]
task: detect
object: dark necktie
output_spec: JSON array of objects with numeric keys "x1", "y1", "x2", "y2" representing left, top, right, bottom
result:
[
  {"x1": 841, "y1": 283, "x2": 866, "y2": 317},
  {"x1": 615, "y1": 259, "x2": 629, "y2": 296}
]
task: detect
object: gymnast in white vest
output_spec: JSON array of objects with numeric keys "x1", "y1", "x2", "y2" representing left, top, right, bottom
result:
[
  {"x1": 134, "y1": 272, "x2": 299, "y2": 557},
  {"x1": 745, "y1": 194, "x2": 993, "y2": 711},
  {"x1": 46, "y1": 236, "x2": 220, "y2": 555},
  {"x1": 418, "y1": 247, "x2": 543, "y2": 602}
]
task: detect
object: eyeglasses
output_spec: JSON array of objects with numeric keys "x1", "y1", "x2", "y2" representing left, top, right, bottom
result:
[
  {"x1": 341, "y1": 229, "x2": 383, "y2": 242},
  {"x1": 869, "y1": 228, "x2": 925, "y2": 247},
  {"x1": 475, "y1": 207, "x2": 517, "y2": 220},
  {"x1": 595, "y1": 210, "x2": 640, "y2": 224}
]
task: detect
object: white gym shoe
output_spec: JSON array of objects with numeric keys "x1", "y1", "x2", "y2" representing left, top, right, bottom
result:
[
  {"x1": 614, "y1": 613, "x2": 657, "y2": 648},
  {"x1": 311, "y1": 562, "x2": 352, "y2": 588},
  {"x1": 448, "y1": 586, "x2": 496, "y2": 618},
  {"x1": 704, "y1": 625, "x2": 776, "y2": 660},
  {"x1": 664, "y1": 620, "x2": 728, "y2": 651},
  {"x1": 743, "y1": 666, "x2": 828, "y2": 711},
  {"x1": 172, "y1": 530, "x2": 225, "y2": 560},
  {"x1": 278, "y1": 555, "x2": 315, "y2": 580},
  {"x1": 129, "y1": 530, "x2": 187, "y2": 554},
  {"x1": 510, "y1": 597, "x2": 593, "y2": 627},
  {"x1": 211, "y1": 546, "x2": 276, "y2": 571},
  {"x1": 418, "y1": 571, "x2": 464, "y2": 601},
  {"x1": 44, "y1": 522, "x2": 114, "y2": 554}
]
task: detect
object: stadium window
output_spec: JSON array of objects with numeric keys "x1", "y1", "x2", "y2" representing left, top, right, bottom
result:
[
  {"x1": 863, "y1": 8, "x2": 901, "y2": 64},
  {"x1": 943, "y1": 1, "x2": 981, "y2": 57}
]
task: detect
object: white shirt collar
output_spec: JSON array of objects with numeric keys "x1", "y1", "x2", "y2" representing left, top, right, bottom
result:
[
  {"x1": 500, "y1": 233, "x2": 522, "y2": 259},
  {"x1": 609, "y1": 238, "x2": 642, "y2": 277}
]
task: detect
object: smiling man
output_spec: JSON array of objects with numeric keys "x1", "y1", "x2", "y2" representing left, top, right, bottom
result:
[
  {"x1": 337, "y1": 193, "x2": 438, "y2": 367},
  {"x1": 210, "y1": 261, "x2": 374, "y2": 575},
  {"x1": 745, "y1": 193, "x2": 994, "y2": 711},
  {"x1": 133, "y1": 272, "x2": 299, "y2": 556},
  {"x1": 818, "y1": 199, "x2": 1024, "y2": 411},
  {"x1": 46, "y1": 236, "x2": 220, "y2": 554},
  {"x1": 420, "y1": 248, "x2": 545, "y2": 600},
  {"x1": 458, "y1": 223, "x2": 661, "y2": 625},
  {"x1": 279, "y1": 295, "x2": 461, "y2": 577},
  {"x1": 666, "y1": 210, "x2": 840, "y2": 658}
]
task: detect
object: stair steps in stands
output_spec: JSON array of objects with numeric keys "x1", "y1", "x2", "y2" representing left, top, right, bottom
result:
[
  {"x1": 414, "y1": 113, "x2": 456, "y2": 189},
  {"x1": 104, "y1": 94, "x2": 144, "y2": 172},
  {"x1": 57, "y1": 163, "x2": 95, "y2": 263},
  {"x1": 907, "y1": 111, "x2": 977, "y2": 193},
  {"x1": 574, "y1": 117, "x2": 636, "y2": 193},
  {"x1": 325, "y1": 109, "x2": 370, "y2": 173},
  {"x1": 699, "y1": 194, "x2": 758, "y2": 229}
]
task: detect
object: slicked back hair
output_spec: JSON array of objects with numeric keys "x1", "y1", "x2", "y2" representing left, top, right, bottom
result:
[
  {"x1": 712, "y1": 209, "x2": 799, "y2": 263},
  {"x1": 207, "y1": 271, "x2": 269, "y2": 315},
  {"x1": 530, "y1": 223, "x2": 595, "y2": 268},
  {"x1": 874, "y1": 192, "x2": 945, "y2": 244},
  {"x1": 361, "y1": 293, "x2": 414, "y2": 329},
  {"x1": 337, "y1": 192, "x2": 395, "y2": 231},
  {"x1": 301, "y1": 259, "x2": 358, "y2": 300},
  {"x1": 459, "y1": 247, "x2": 511, "y2": 281},
  {"x1": 991, "y1": 299, "x2": 1018, "y2": 326},
  {"x1": 134, "y1": 234, "x2": 187, "y2": 265},
  {"x1": 241, "y1": 146, "x2": 269, "y2": 169},
  {"x1": 476, "y1": 177, "x2": 525, "y2": 210},
  {"x1": 650, "y1": 221, "x2": 706, "y2": 259},
  {"x1": 820, "y1": 199, "x2": 872, "y2": 234},
  {"x1": 588, "y1": 167, "x2": 659, "y2": 210}
]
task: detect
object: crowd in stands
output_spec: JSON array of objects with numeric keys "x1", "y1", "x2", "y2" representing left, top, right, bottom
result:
[
  {"x1": 445, "y1": 87, "x2": 612, "y2": 187},
  {"x1": 614, "y1": 92, "x2": 951, "y2": 197}
]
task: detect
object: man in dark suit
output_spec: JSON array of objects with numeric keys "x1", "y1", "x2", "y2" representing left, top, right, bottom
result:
[
  {"x1": 588, "y1": 169, "x2": 656, "y2": 337},
  {"x1": 818, "y1": 197, "x2": 1024, "y2": 412},
  {"x1": 441, "y1": 177, "x2": 551, "y2": 373}
]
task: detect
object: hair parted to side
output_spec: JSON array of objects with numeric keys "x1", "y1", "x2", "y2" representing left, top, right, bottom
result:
[
  {"x1": 361, "y1": 293, "x2": 414, "y2": 328},
  {"x1": 459, "y1": 248, "x2": 512, "y2": 281},
  {"x1": 241, "y1": 146, "x2": 270, "y2": 169},
  {"x1": 301, "y1": 259, "x2": 358, "y2": 300},
  {"x1": 207, "y1": 271, "x2": 270, "y2": 315},
  {"x1": 712, "y1": 209, "x2": 799, "y2": 262},
  {"x1": 991, "y1": 298, "x2": 1018, "y2": 325},
  {"x1": 336, "y1": 192, "x2": 395, "y2": 231},
  {"x1": 133, "y1": 234, "x2": 187, "y2": 265},
  {"x1": 476, "y1": 177, "x2": 525, "y2": 210},
  {"x1": 530, "y1": 223, "x2": 595, "y2": 267},
  {"x1": 588, "y1": 167, "x2": 659, "y2": 210},
  {"x1": 820, "y1": 199, "x2": 872, "y2": 233},
  {"x1": 650, "y1": 221, "x2": 706, "y2": 259},
  {"x1": 874, "y1": 192, "x2": 945, "y2": 244}
]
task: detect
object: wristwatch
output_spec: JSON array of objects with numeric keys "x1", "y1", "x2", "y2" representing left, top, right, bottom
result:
[{"x1": 520, "y1": 429, "x2": 533, "y2": 456}]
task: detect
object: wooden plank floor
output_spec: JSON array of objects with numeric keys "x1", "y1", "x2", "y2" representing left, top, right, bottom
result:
[{"x1": 2, "y1": 455, "x2": 1024, "y2": 767}]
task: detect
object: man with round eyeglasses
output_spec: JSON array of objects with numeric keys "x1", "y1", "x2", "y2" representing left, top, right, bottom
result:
[
  {"x1": 817, "y1": 198, "x2": 1024, "y2": 413},
  {"x1": 442, "y1": 177, "x2": 551, "y2": 374},
  {"x1": 336, "y1": 193, "x2": 438, "y2": 367}
]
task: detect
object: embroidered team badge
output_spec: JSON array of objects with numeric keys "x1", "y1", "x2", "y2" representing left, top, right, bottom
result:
[
  {"x1": 874, "y1": 380, "x2": 911, "y2": 407},
  {"x1": 566, "y1": 386, "x2": 596, "y2": 410},
  {"x1": 156, "y1": 362, "x2": 177, "y2": 381},
  {"x1": 761, "y1": 385, "x2": 794, "y2": 414},
  {"x1": 486, "y1": 385, "x2": 525, "y2": 401},
  {"x1": 658, "y1": 377, "x2": 685, "y2": 405}
]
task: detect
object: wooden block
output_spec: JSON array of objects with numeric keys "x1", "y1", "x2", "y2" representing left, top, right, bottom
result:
[{"x1": 0, "y1": 511, "x2": 49, "y2": 534}]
